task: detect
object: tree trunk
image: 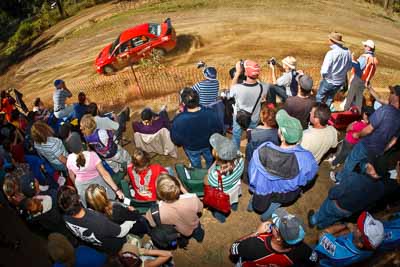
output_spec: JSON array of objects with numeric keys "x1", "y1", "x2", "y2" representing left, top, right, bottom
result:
[
  {"x1": 55, "y1": 0, "x2": 65, "y2": 18},
  {"x1": 384, "y1": 0, "x2": 390, "y2": 9}
]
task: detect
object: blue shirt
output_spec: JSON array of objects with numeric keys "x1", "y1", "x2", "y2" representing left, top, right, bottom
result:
[
  {"x1": 329, "y1": 172, "x2": 384, "y2": 213},
  {"x1": 171, "y1": 107, "x2": 223, "y2": 150},
  {"x1": 53, "y1": 246, "x2": 106, "y2": 267},
  {"x1": 321, "y1": 44, "x2": 352, "y2": 86},
  {"x1": 192, "y1": 79, "x2": 219, "y2": 106},
  {"x1": 315, "y1": 233, "x2": 372, "y2": 267},
  {"x1": 361, "y1": 104, "x2": 400, "y2": 155},
  {"x1": 352, "y1": 51, "x2": 375, "y2": 78}
]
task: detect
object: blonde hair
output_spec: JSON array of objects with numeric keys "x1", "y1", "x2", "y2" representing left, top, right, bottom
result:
[
  {"x1": 156, "y1": 173, "x2": 180, "y2": 202},
  {"x1": 31, "y1": 121, "x2": 54, "y2": 144},
  {"x1": 80, "y1": 114, "x2": 97, "y2": 136},
  {"x1": 85, "y1": 184, "x2": 113, "y2": 217}
]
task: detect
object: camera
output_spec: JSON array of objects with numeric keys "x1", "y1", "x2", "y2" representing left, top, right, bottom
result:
[
  {"x1": 267, "y1": 57, "x2": 276, "y2": 66},
  {"x1": 196, "y1": 61, "x2": 206, "y2": 69}
]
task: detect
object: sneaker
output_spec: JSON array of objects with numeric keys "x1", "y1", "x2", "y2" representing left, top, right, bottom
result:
[
  {"x1": 330, "y1": 171, "x2": 339, "y2": 184},
  {"x1": 324, "y1": 155, "x2": 335, "y2": 163},
  {"x1": 308, "y1": 210, "x2": 316, "y2": 228}
]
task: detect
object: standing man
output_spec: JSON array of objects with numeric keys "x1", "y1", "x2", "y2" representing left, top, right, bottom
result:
[
  {"x1": 301, "y1": 103, "x2": 338, "y2": 164},
  {"x1": 283, "y1": 74, "x2": 316, "y2": 129},
  {"x1": 53, "y1": 79, "x2": 74, "y2": 119},
  {"x1": 316, "y1": 32, "x2": 352, "y2": 107},
  {"x1": 192, "y1": 66, "x2": 219, "y2": 106},
  {"x1": 171, "y1": 88, "x2": 223, "y2": 168},
  {"x1": 230, "y1": 60, "x2": 269, "y2": 148},
  {"x1": 344, "y1": 39, "x2": 378, "y2": 111}
]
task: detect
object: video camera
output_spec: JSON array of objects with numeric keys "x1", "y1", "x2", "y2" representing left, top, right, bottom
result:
[
  {"x1": 267, "y1": 57, "x2": 277, "y2": 66},
  {"x1": 228, "y1": 59, "x2": 246, "y2": 83},
  {"x1": 196, "y1": 61, "x2": 207, "y2": 69}
]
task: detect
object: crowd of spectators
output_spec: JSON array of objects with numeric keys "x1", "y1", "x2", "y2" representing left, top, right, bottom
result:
[{"x1": 1, "y1": 31, "x2": 399, "y2": 267}]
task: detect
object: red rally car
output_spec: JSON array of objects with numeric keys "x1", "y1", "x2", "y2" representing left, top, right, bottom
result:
[{"x1": 95, "y1": 18, "x2": 176, "y2": 74}]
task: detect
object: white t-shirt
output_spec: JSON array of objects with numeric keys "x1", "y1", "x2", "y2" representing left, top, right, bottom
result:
[
  {"x1": 230, "y1": 82, "x2": 269, "y2": 122},
  {"x1": 301, "y1": 126, "x2": 338, "y2": 163},
  {"x1": 276, "y1": 71, "x2": 293, "y2": 96},
  {"x1": 95, "y1": 116, "x2": 119, "y2": 131}
]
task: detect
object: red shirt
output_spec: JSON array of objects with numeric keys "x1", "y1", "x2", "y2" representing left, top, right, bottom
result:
[{"x1": 127, "y1": 164, "x2": 167, "y2": 201}]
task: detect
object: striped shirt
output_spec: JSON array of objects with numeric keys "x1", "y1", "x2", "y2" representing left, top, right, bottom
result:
[
  {"x1": 192, "y1": 79, "x2": 219, "y2": 106},
  {"x1": 34, "y1": 137, "x2": 68, "y2": 167},
  {"x1": 53, "y1": 89, "x2": 72, "y2": 112},
  {"x1": 208, "y1": 157, "x2": 244, "y2": 191}
]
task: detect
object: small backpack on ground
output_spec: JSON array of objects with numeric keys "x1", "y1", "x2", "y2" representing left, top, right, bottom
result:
[{"x1": 149, "y1": 204, "x2": 188, "y2": 250}]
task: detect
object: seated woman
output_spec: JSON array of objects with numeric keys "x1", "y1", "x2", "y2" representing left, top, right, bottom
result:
[
  {"x1": 86, "y1": 184, "x2": 149, "y2": 237},
  {"x1": 31, "y1": 121, "x2": 68, "y2": 172},
  {"x1": 127, "y1": 148, "x2": 167, "y2": 202},
  {"x1": 205, "y1": 133, "x2": 243, "y2": 223},
  {"x1": 145, "y1": 173, "x2": 204, "y2": 243},
  {"x1": 80, "y1": 114, "x2": 131, "y2": 174},
  {"x1": 132, "y1": 106, "x2": 170, "y2": 135},
  {"x1": 65, "y1": 132, "x2": 124, "y2": 207},
  {"x1": 246, "y1": 105, "x2": 280, "y2": 162}
]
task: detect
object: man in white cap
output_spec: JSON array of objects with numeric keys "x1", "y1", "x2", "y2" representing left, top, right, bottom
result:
[
  {"x1": 267, "y1": 56, "x2": 298, "y2": 105},
  {"x1": 344, "y1": 39, "x2": 379, "y2": 110},
  {"x1": 313, "y1": 211, "x2": 384, "y2": 266},
  {"x1": 316, "y1": 32, "x2": 352, "y2": 107}
]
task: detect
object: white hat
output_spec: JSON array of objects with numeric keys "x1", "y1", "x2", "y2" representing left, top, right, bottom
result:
[
  {"x1": 357, "y1": 211, "x2": 384, "y2": 249},
  {"x1": 282, "y1": 56, "x2": 297, "y2": 70},
  {"x1": 362, "y1": 40, "x2": 375, "y2": 49}
]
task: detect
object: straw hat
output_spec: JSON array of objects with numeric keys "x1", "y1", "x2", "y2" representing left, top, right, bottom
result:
[
  {"x1": 328, "y1": 32, "x2": 344, "y2": 45},
  {"x1": 282, "y1": 56, "x2": 297, "y2": 70}
]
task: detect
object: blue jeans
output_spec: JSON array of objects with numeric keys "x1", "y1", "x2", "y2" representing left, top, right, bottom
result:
[
  {"x1": 184, "y1": 147, "x2": 213, "y2": 169},
  {"x1": 247, "y1": 196, "x2": 281, "y2": 221},
  {"x1": 316, "y1": 79, "x2": 342, "y2": 107},
  {"x1": 212, "y1": 203, "x2": 239, "y2": 223},
  {"x1": 335, "y1": 142, "x2": 368, "y2": 182},
  {"x1": 232, "y1": 116, "x2": 259, "y2": 148},
  {"x1": 311, "y1": 198, "x2": 352, "y2": 229}
]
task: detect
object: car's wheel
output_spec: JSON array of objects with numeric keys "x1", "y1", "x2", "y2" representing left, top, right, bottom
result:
[
  {"x1": 152, "y1": 48, "x2": 166, "y2": 57},
  {"x1": 103, "y1": 65, "x2": 115, "y2": 74}
]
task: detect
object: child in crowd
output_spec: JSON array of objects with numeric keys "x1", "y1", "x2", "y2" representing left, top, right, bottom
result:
[
  {"x1": 80, "y1": 114, "x2": 132, "y2": 174},
  {"x1": 127, "y1": 148, "x2": 167, "y2": 202},
  {"x1": 86, "y1": 184, "x2": 149, "y2": 237},
  {"x1": 205, "y1": 133, "x2": 243, "y2": 223},
  {"x1": 328, "y1": 106, "x2": 374, "y2": 169}
]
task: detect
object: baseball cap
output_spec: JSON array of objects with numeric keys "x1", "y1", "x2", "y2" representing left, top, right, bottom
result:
[
  {"x1": 20, "y1": 174, "x2": 36, "y2": 197},
  {"x1": 65, "y1": 132, "x2": 83, "y2": 154},
  {"x1": 203, "y1": 67, "x2": 217, "y2": 80},
  {"x1": 297, "y1": 74, "x2": 313, "y2": 91},
  {"x1": 244, "y1": 60, "x2": 261, "y2": 78},
  {"x1": 54, "y1": 79, "x2": 64, "y2": 88},
  {"x1": 209, "y1": 133, "x2": 239, "y2": 160},
  {"x1": 272, "y1": 208, "x2": 305, "y2": 245},
  {"x1": 362, "y1": 40, "x2": 375, "y2": 49},
  {"x1": 357, "y1": 211, "x2": 384, "y2": 250},
  {"x1": 141, "y1": 107, "x2": 155, "y2": 121},
  {"x1": 276, "y1": 109, "x2": 303, "y2": 143},
  {"x1": 389, "y1": 85, "x2": 400, "y2": 96}
]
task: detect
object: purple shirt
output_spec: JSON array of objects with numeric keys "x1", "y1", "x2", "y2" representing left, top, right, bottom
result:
[{"x1": 132, "y1": 116, "x2": 169, "y2": 134}]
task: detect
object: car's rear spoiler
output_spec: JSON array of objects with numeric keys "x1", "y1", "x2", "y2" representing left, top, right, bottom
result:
[{"x1": 164, "y1": 18, "x2": 172, "y2": 35}]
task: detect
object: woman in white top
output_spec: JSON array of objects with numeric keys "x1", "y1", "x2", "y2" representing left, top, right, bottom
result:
[{"x1": 65, "y1": 132, "x2": 123, "y2": 207}]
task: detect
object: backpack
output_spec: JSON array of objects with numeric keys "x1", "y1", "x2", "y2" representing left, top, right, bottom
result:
[
  {"x1": 289, "y1": 70, "x2": 299, "y2": 97},
  {"x1": 149, "y1": 204, "x2": 188, "y2": 250}
]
